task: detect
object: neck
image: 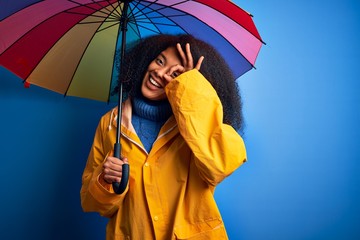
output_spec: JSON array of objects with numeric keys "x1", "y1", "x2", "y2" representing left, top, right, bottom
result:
[{"x1": 132, "y1": 97, "x2": 172, "y2": 121}]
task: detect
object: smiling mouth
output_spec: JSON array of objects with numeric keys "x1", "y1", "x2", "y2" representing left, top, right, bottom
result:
[{"x1": 149, "y1": 77, "x2": 162, "y2": 88}]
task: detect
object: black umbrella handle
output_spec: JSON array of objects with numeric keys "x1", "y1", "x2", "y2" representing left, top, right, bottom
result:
[{"x1": 112, "y1": 142, "x2": 129, "y2": 194}]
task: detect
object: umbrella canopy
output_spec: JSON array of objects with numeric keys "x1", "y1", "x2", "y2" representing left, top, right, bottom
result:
[
  {"x1": 0, "y1": 0, "x2": 264, "y2": 194},
  {"x1": 0, "y1": 0, "x2": 263, "y2": 103}
]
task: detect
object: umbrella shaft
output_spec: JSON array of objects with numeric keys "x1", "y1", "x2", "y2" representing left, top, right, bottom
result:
[
  {"x1": 115, "y1": 1, "x2": 130, "y2": 145},
  {"x1": 112, "y1": 0, "x2": 131, "y2": 195}
]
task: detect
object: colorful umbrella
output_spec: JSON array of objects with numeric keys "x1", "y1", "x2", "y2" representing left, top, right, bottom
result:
[{"x1": 0, "y1": 0, "x2": 264, "y2": 193}]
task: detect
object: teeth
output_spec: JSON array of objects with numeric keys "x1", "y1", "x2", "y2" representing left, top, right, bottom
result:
[{"x1": 150, "y1": 77, "x2": 161, "y2": 87}]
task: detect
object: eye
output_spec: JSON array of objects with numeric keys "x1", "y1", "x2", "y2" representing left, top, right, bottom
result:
[
  {"x1": 171, "y1": 71, "x2": 180, "y2": 78},
  {"x1": 155, "y1": 58, "x2": 164, "y2": 66}
]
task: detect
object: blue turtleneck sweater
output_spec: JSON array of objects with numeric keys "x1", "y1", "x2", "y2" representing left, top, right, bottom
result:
[{"x1": 131, "y1": 97, "x2": 172, "y2": 152}]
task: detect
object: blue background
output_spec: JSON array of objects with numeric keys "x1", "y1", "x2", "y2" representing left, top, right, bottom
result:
[{"x1": 1, "y1": 0, "x2": 359, "y2": 239}]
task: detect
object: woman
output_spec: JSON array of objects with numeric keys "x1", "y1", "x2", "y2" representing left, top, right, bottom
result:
[{"x1": 81, "y1": 34, "x2": 247, "y2": 239}]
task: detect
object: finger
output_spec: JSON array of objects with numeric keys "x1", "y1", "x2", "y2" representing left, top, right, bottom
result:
[
  {"x1": 164, "y1": 64, "x2": 185, "y2": 83},
  {"x1": 103, "y1": 163, "x2": 125, "y2": 183},
  {"x1": 195, "y1": 56, "x2": 204, "y2": 70},
  {"x1": 104, "y1": 174, "x2": 121, "y2": 184},
  {"x1": 176, "y1": 43, "x2": 187, "y2": 64},
  {"x1": 185, "y1": 43, "x2": 194, "y2": 69},
  {"x1": 104, "y1": 158, "x2": 123, "y2": 173},
  {"x1": 110, "y1": 155, "x2": 128, "y2": 164},
  {"x1": 104, "y1": 167, "x2": 123, "y2": 177},
  {"x1": 169, "y1": 64, "x2": 185, "y2": 76},
  {"x1": 163, "y1": 73, "x2": 173, "y2": 83}
]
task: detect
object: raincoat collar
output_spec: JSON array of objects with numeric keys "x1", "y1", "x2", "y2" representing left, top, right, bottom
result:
[{"x1": 108, "y1": 98, "x2": 178, "y2": 142}]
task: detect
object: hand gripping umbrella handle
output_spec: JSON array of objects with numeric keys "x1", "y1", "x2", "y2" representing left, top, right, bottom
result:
[{"x1": 112, "y1": 142, "x2": 129, "y2": 194}]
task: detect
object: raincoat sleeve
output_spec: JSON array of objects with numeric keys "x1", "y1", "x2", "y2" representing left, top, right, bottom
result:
[
  {"x1": 80, "y1": 112, "x2": 126, "y2": 218},
  {"x1": 165, "y1": 69, "x2": 247, "y2": 186}
]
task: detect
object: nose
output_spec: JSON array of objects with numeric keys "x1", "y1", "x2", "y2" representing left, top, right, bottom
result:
[{"x1": 154, "y1": 66, "x2": 168, "y2": 79}]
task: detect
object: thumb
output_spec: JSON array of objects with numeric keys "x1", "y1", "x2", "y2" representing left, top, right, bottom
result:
[{"x1": 122, "y1": 157, "x2": 129, "y2": 164}]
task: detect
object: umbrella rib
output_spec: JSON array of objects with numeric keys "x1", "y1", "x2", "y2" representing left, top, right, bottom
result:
[
  {"x1": 75, "y1": 20, "x2": 120, "y2": 33},
  {"x1": 76, "y1": 18, "x2": 120, "y2": 25},
  {"x1": 97, "y1": 21, "x2": 121, "y2": 32},
  {"x1": 66, "y1": 0, "x2": 121, "y2": 21},
  {"x1": 126, "y1": 5, "x2": 145, "y2": 38},
  {"x1": 134, "y1": 13, "x2": 187, "y2": 21},
  {"x1": 102, "y1": 0, "x2": 123, "y2": 18},
  {"x1": 129, "y1": 21, "x2": 161, "y2": 35},
  {"x1": 133, "y1": 19, "x2": 180, "y2": 27},
  {"x1": 126, "y1": 1, "x2": 189, "y2": 36},
  {"x1": 127, "y1": 2, "x2": 163, "y2": 38},
  {"x1": 68, "y1": 0, "x2": 114, "y2": 15},
  {"x1": 89, "y1": 0, "x2": 118, "y2": 15},
  {"x1": 105, "y1": 0, "x2": 124, "y2": 18},
  {"x1": 126, "y1": 2, "x2": 183, "y2": 40},
  {"x1": 126, "y1": 23, "x2": 143, "y2": 38},
  {"x1": 121, "y1": 2, "x2": 160, "y2": 38},
  {"x1": 65, "y1": 11, "x2": 119, "y2": 21},
  {"x1": 127, "y1": 0, "x2": 153, "y2": 19},
  {"x1": 130, "y1": 0, "x2": 190, "y2": 19}
]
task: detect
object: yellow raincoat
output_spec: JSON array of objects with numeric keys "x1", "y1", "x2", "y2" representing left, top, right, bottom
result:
[{"x1": 81, "y1": 69, "x2": 247, "y2": 239}]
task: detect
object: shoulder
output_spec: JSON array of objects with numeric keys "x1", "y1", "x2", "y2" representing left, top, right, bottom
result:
[{"x1": 96, "y1": 107, "x2": 118, "y2": 131}]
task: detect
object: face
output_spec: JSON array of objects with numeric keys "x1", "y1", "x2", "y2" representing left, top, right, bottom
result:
[{"x1": 141, "y1": 46, "x2": 182, "y2": 101}]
